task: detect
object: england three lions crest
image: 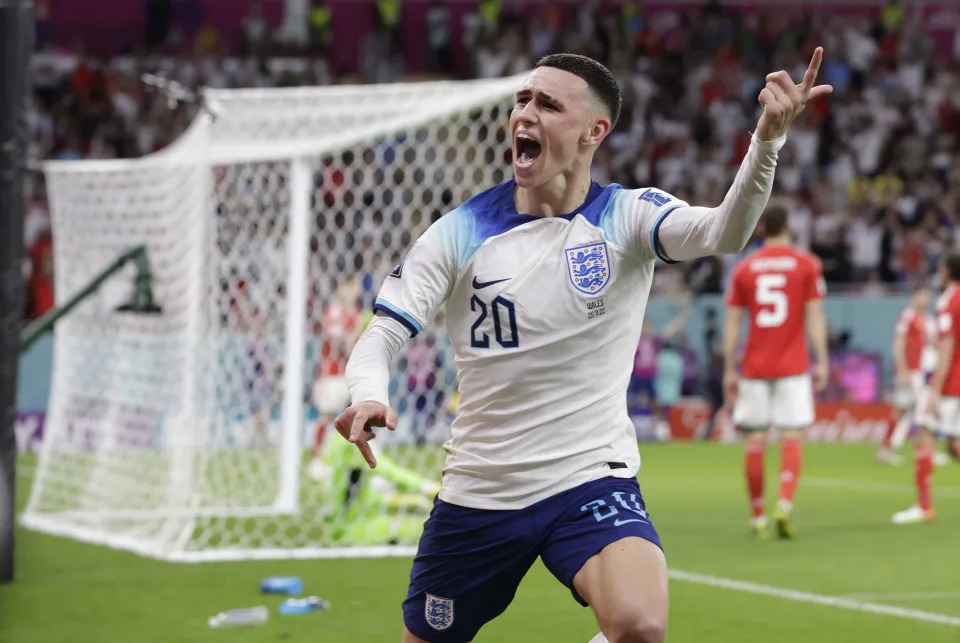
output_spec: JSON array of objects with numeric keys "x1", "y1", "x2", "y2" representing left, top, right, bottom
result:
[
  {"x1": 425, "y1": 594, "x2": 454, "y2": 631},
  {"x1": 565, "y1": 242, "x2": 610, "y2": 294}
]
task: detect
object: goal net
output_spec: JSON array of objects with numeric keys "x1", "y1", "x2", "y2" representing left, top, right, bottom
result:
[{"x1": 21, "y1": 74, "x2": 523, "y2": 561}]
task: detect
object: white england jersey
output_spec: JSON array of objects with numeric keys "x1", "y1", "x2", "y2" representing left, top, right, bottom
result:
[{"x1": 374, "y1": 180, "x2": 687, "y2": 510}]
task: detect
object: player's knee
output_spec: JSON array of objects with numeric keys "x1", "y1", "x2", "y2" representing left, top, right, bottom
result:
[
  {"x1": 603, "y1": 612, "x2": 667, "y2": 643},
  {"x1": 916, "y1": 427, "x2": 937, "y2": 447}
]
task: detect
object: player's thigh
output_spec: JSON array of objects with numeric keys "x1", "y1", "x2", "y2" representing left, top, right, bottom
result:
[
  {"x1": 539, "y1": 477, "x2": 667, "y2": 641},
  {"x1": 402, "y1": 499, "x2": 538, "y2": 642},
  {"x1": 733, "y1": 378, "x2": 772, "y2": 430},
  {"x1": 771, "y1": 374, "x2": 814, "y2": 429},
  {"x1": 573, "y1": 538, "x2": 667, "y2": 642},
  {"x1": 915, "y1": 388, "x2": 937, "y2": 431}
]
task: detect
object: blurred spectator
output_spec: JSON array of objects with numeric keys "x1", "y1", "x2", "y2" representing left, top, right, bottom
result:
[
  {"x1": 243, "y1": 3, "x2": 270, "y2": 58},
  {"x1": 308, "y1": 0, "x2": 334, "y2": 56},
  {"x1": 425, "y1": 0, "x2": 452, "y2": 74},
  {"x1": 26, "y1": 230, "x2": 54, "y2": 320},
  {"x1": 21, "y1": 0, "x2": 960, "y2": 334}
]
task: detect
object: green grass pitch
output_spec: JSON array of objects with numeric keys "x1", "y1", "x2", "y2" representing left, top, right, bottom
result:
[{"x1": 2, "y1": 443, "x2": 959, "y2": 642}]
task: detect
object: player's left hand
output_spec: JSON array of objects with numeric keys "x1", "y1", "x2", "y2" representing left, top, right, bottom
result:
[
  {"x1": 812, "y1": 361, "x2": 828, "y2": 393},
  {"x1": 755, "y1": 47, "x2": 833, "y2": 141}
]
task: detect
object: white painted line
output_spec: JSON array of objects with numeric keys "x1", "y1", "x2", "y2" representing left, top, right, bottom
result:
[
  {"x1": 841, "y1": 591, "x2": 960, "y2": 601},
  {"x1": 670, "y1": 570, "x2": 960, "y2": 627},
  {"x1": 804, "y1": 477, "x2": 960, "y2": 498}
]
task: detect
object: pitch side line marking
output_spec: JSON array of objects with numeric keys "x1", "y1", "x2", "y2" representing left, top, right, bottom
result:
[
  {"x1": 840, "y1": 591, "x2": 960, "y2": 601},
  {"x1": 670, "y1": 570, "x2": 960, "y2": 627}
]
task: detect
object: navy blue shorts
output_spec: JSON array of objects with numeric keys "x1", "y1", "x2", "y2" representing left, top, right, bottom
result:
[{"x1": 402, "y1": 476, "x2": 661, "y2": 642}]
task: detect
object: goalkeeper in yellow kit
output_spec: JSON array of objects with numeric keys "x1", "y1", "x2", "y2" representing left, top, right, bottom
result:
[{"x1": 312, "y1": 308, "x2": 443, "y2": 546}]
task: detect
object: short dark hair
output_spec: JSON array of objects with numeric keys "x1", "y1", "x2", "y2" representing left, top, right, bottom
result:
[
  {"x1": 761, "y1": 202, "x2": 789, "y2": 237},
  {"x1": 535, "y1": 53, "x2": 622, "y2": 129},
  {"x1": 946, "y1": 252, "x2": 960, "y2": 282}
]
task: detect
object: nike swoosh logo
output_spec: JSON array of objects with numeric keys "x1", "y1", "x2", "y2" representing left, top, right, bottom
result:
[
  {"x1": 472, "y1": 276, "x2": 510, "y2": 289},
  {"x1": 613, "y1": 518, "x2": 649, "y2": 527}
]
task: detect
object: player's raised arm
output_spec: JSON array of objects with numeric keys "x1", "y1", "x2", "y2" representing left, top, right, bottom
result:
[
  {"x1": 723, "y1": 268, "x2": 747, "y2": 403},
  {"x1": 649, "y1": 48, "x2": 833, "y2": 263},
  {"x1": 336, "y1": 213, "x2": 463, "y2": 468}
]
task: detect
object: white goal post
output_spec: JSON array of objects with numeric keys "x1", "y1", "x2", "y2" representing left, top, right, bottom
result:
[{"x1": 21, "y1": 74, "x2": 524, "y2": 561}]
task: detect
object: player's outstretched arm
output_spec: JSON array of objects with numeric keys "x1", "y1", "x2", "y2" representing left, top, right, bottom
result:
[
  {"x1": 336, "y1": 315, "x2": 408, "y2": 468},
  {"x1": 652, "y1": 48, "x2": 833, "y2": 263},
  {"x1": 891, "y1": 323, "x2": 911, "y2": 388},
  {"x1": 722, "y1": 305, "x2": 743, "y2": 403},
  {"x1": 804, "y1": 298, "x2": 829, "y2": 392}
]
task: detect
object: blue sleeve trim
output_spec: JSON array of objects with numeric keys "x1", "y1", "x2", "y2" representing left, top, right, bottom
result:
[
  {"x1": 373, "y1": 299, "x2": 422, "y2": 337},
  {"x1": 650, "y1": 205, "x2": 683, "y2": 264}
]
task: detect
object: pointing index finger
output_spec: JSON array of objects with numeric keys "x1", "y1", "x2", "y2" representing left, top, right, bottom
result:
[{"x1": 801, "y1": 47, "x2": 824, "y2": 92}]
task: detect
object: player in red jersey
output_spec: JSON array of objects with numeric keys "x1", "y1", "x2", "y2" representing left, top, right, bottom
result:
[
  {"x1": 893, "y1": 254, "x2": 960, "y2": 524},
  {"x1": 723, "y1": 202, "x2": 828, "y2": 539},
  {"x1": 877, "y1": 284, "x2": 933, "y2": 466},
  {"x1": 309, "y1": 275, "x2": 363, "y2": 478}
]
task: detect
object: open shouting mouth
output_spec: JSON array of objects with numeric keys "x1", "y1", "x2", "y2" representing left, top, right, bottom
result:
[{"x1": 514, "y1": 132, "x2": 542, "y2": 171}]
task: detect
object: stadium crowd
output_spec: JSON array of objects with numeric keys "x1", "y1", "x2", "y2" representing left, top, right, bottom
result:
[
  {"x1": 24, "y1": 2, "x2": 960, "y2": 318},
  {"x1": 18, "y1": 0, "x2": 960, "y2": 429}
]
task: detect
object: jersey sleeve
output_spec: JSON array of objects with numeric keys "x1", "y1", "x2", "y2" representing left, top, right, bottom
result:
[
  {"x1": 939, "y1": 298, "x2": 960, "y2": 341},
  {"x1": 601, "y1": 188, "x2": 689, "y2": 261},
  {"x1": 938, "y1": 309, "x2": 953, "y2": 339},
  {"x1": 373, "y1": 210, "x2": 468, "y2": 336},
  {"x1": 805, "y1": 256, "x2": 826, "y2": 302},
  {"x1": 725, "y1": 264, "x2": 748, "y2": 307}
]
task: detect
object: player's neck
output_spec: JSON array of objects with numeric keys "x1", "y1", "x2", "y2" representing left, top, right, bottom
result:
[
  {"x1": 763, "y1": 236, "x2": 791, "y2": 247},
  {"x1": 514, "y1": 173, "x2": 592, "y2": 218}
]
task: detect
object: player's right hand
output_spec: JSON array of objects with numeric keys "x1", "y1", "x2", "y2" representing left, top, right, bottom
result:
[
  {"x1": 334, "y1": 401, "x2": 399, "y2": 469},
  {"x1": 723, "y1": 372, "x2": 739, "y2": 405}
]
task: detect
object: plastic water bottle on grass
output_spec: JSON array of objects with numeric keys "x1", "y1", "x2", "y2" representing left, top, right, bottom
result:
[{"x1": 208, "y1": 605, "x2": 269, "y2": 628}]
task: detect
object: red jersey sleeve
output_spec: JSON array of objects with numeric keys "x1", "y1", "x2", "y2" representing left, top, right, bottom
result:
[
  {"x1": 940, "y1": 297, "x2": 960, "y2": 341},
  {"x1": 805, "y1": 256, "x2": 826, "y2": 302},
  {"x1": 726, "y1": 264, "x2": 748, "y2": 307},
  {"x1": 937, "y1": 306, "x2": 957, "y2": 338}
]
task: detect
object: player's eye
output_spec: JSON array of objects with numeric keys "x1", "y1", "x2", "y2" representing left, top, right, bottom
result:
[
  {"x1": 543, "y1": 102, "x2": 558, "y2": 111},
  {"x1": 515, "y1": 97, "x2": 529, "y2": 107}
]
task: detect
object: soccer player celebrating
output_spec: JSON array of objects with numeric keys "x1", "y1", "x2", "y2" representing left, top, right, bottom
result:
[
  {"x1": 878, "y1": 284, "x2": 933, "y2": 466},
  {"x1": 338, "y1": 51, "x2": 830, "y2": 642},
  {"x1": 893, "y1": 253, "x2": 960, "y2": 525},
  {"x1": 723, "y1": 201, "x2": 829, "y2": 540}
]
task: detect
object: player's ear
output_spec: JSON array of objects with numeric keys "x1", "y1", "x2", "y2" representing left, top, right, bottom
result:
[{"x1": 581, "y1": 117, "x2": 611, "y2": 147}]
